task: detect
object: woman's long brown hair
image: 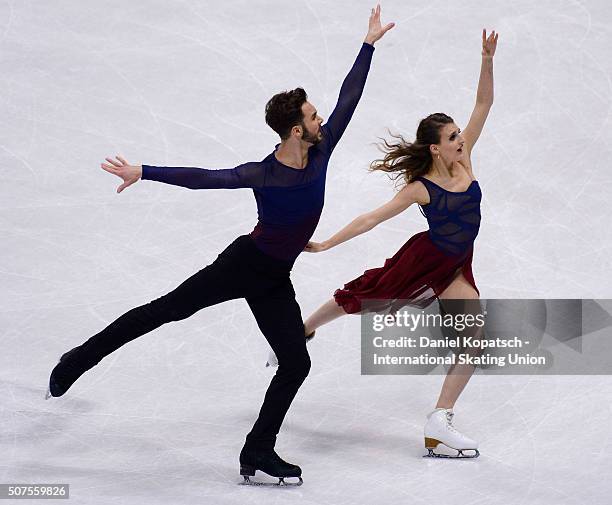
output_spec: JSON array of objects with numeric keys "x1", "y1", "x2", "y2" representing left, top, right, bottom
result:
[{"x1": 370, "y1": 113, "x2": 454, "y2": 186}]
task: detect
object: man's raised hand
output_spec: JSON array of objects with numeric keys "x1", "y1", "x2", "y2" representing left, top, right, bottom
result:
[
  {"x1": 100, "y1": 156, "x2": 142, "y2": 193},
  {"x1": 364, "y1": 5, "x2": 395, "y2": 45}
]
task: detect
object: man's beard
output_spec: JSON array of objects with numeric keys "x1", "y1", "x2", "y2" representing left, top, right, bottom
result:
[{"x1": 301, "y1": 122, "x2": 321, "y2": 145}]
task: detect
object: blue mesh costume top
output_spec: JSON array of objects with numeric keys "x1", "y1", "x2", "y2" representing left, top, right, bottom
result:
[
  {"x1": 415, "y1": 176, "x2": 481, "y2": 256},
  {"x1": 142, "y1": 43, "x2": 375, "y2": 264}
]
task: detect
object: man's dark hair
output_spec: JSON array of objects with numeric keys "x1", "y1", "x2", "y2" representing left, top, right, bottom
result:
[{"x1": 265, "y1": 88, "x2": 308, "y2": 140}]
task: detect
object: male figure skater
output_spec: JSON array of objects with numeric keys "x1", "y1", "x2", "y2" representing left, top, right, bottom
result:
[{"x1": 46, "y1": 6, "x2": 394, "y2": 486}]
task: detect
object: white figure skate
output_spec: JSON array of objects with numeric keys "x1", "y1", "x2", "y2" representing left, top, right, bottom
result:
[{"x1": 423, "y1": 408, "x2": 480, "y2": 458}]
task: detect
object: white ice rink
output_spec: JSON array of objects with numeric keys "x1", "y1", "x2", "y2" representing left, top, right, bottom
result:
[{"x1": 2, "y1": 0, "x2": 612, "y2": 503}]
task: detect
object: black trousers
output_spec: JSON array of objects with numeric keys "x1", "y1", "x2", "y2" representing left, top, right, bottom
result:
[{"x1": 75, "y1": 235, "x2": 310, "y2": 450}]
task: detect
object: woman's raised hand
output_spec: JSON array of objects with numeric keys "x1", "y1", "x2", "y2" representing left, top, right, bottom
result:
[{"x1": 482, "y1": 29, "x2": 498, "y2": 58}]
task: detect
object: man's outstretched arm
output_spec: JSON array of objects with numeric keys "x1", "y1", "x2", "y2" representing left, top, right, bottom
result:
[
  {"x1": 100, "y1": 156, "x2": 264, "y2": 193},
  {"x1": 323, "y1": 5, "x2": 394, "y2": 151}
]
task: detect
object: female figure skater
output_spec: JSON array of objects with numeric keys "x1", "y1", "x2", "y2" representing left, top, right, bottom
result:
[{"x1": 268, "y1": 29, "x2": 498, "y2": 458}]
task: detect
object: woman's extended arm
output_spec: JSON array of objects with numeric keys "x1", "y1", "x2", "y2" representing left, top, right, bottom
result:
[
  {"x1": 462, "y1": 29, "x2": 499, "y2": 155},
  {"x1": 305, "y1": 182, "x2": 422, "y2": 252}
]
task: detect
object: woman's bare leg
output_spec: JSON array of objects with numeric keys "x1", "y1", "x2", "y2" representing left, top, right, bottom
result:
[
  {"x1": 303, "y1": 299, "x2": 347, "y2": 336},
  {"x1": 434, "y1": 272, "x2": 482, "y2": 409}
]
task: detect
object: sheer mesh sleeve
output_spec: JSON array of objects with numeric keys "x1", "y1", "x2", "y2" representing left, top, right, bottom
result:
[
  {"x1": 141, "y1": 162, "x2": 266, "y2": 190},
  {"x1": 321, "y1": 43, "x2": 375, "y2": 153}
]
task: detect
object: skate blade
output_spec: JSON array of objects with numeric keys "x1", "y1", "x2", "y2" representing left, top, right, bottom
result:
[
  {"x1": 423, "y1": 447, "x2": 480, "y2": 459},
  {"x1": 424, "y1": 438, "x2": 479, "y2": 458},
  {"x1": 240, "y1": 476, "x2": 303, "y2": 487}
]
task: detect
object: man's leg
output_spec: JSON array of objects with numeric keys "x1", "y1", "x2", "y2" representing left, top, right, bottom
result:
[
  {"x1": 48, "y1": 248, "x2": 246, "y2": 397},
  {"x1": 243, "y1": 280, "x2": 311, "y2": 449}
]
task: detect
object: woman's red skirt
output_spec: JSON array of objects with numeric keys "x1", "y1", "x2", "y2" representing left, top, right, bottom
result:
[{"x1": 334, "y1": 231, "x2": 479, "y2": 314}]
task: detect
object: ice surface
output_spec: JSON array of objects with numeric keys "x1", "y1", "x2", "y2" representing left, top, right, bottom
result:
[{"x1": 2, "y1": 1, "x2": 612, "y2": 503}]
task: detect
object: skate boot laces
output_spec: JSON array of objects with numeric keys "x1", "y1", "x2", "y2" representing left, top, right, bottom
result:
[{"x1": 445, "y1": 410, "x2": 459, "y2": 434}]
